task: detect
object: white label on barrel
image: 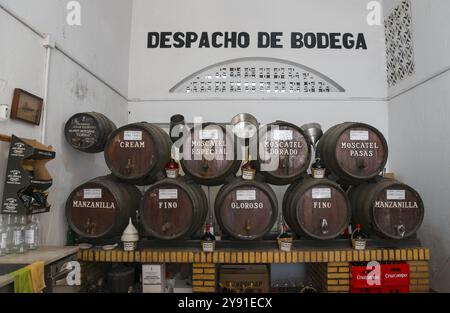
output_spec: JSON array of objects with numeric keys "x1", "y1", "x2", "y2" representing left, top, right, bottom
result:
[
  {"x1": 236, "y1": 190, "x2": 256, "y2": 201},
  {"x1": 159, "y1": 189, "x2": 178, "y2": 200},
  {"x1": 350, "y1": 130, "x2": 369, "y2": 141},
  {"x1": 312, "y1": 188, "x2": 331, "y2": 199},
  {"x1": 386, "y1": 190, "x2": 406, "y2": 200},
  {"x1": 124, "y1": 131, "x2": 142, "y2": 141},
  {"x1": 202, "y1": 241, "x2": 215, "y2": 252},
  {"x1": 272, "y1": 130, "x2": 293, "y2": 141},
  {"x1": 83, "y1": 189, "x2": 102, "y2": 199},
  {"x1": 200, "y1": 129, "x2": 219, "y2": 140}
]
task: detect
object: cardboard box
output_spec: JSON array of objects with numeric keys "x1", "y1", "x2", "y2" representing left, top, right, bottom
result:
[
  {"x1": 219, "y1": 265, "x2": 269, "y2": 293},
  {"x1": 173, "y1": 275, "x2": 193, "y2": 293}
]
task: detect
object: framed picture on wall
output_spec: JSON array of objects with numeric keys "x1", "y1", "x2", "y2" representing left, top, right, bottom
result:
[{"x1": 10, "y1": 88, "x2": 43, "y2": 125}]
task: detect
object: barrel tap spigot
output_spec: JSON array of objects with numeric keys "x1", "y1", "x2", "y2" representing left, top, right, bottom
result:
[
  {"x1": 396, "y1": 224, "x2": 406, "y2": 238},
  {"x1": 281, "y1": 157, "x2": 288, "y2": 169},
  {"x1": 125, "y1": 158, "x2": 134, "y2": 175},
  {"x1": 245, "y1": 220, "x2": 252, "y2": 233},
  {"x1": 201, "y1": 156, "x2": 209, "y2": 172},
  {"x1": 85, "y1": 218, "x2": 96, "y2": 235},
  {"x1": 321, "y1": 219, "x2": 329, "y2": 235},
  {"x1": 162, "y1": 222, "x2": 172, "y2": 233},
  {"x1": 357, "y1": 159, "x2": 367, "y2": 169}
]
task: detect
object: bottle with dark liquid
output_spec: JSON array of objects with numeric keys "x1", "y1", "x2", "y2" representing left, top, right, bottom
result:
[
  {"x1": 278, "y1": 223, "x2": 293, "y2": 252},
  {"x1": 201, "y1": 224, "x2": 216, "y2": 252},
  {"x1": 311, "y1": 156, "x2": 325, "y2": 179},
  {"x1": 351, "y1": 224, "x2": 368, "y2": 250},
  {"x1": 353, "y1": 224, "x2": 366, "y2": 239},
  {"x1": 165, "y1": 158, "x2": 180, "y2": 179},
  {"x1": 279, "y1": 224, "x2": 291, "y2": 240},
  {"x1": 241, "y1": 156, "x2": 256, "y2": 181}
]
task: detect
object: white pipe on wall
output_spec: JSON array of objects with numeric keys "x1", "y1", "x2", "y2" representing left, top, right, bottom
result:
[{"x1": 40, "y1": 41, "x2": 53, "y2": 144}]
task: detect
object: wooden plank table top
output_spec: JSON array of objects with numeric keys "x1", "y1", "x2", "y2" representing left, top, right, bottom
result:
[
  {"x1": 0, "y1": 275, "x2": 14, "y2": 290},
  {"x1": 0, "y1": 246, "x2": 79, "y2": 290},
  {"x1": 0, "y1": 246, "x2": 79, "y2": 265}
]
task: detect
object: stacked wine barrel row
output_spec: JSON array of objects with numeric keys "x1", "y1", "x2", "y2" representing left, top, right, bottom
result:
[
  {"x1": 312, "y1": 122, "x2": 424, "y2": 240},
  {"x1": 66, "y1": 176, "x2": 210, "y2": 240},
  {"x1": 64, "y1": 117, "x2": 425, "y2": 241}
]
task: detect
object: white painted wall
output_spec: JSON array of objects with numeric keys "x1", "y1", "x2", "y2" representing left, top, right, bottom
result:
[
  {"x1": 39, "y1": 51, "x2": 128, "y2": 245},
  {"x1": 0, "y1": 1, "x2": 132, "y2": 245},
  {"x1": 127, "y1": 0, "x2": 390, "y2": 133},
  {"x1": 130, "y1": 99, "x2": 389, "y2": 138},
  {"x1": 385, "y1": 0, "x2": 450, "y2": 292},
  {"x1": 0, "y1": 0, "x2": 133, "y2": 95},
  {"x1": 128, "y1": 0, "x2": 388, "y2": 100}
]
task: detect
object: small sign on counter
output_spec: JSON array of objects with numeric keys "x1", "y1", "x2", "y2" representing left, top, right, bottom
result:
[{"x1": 142, "y1": 264, "x2": 166, "y2": 293}]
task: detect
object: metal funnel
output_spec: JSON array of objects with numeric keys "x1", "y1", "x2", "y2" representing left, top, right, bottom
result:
[
  {"x1": 231, "y1": 113, "x2": 258, "y2": 139},
  {"x1": 301, "y1": 123, "x2": 323, "y2": 147}
]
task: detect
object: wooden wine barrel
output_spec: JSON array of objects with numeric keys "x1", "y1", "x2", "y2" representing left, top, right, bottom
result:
[
  {"x1": 140, "y1": 178, "x2": 208, "y2": 240},
  {"x1": 348, "y1": 178, "x2": 424, "y2": 239},
  {"x1": 256, "y1": 121, "x2": 312, "y2": 185},
  {"x1": 64, "y1": 112, "x2": 117, "y2": 153},
  {"x1": 104, "y1": 122, "x2": 172, "y2": 185},
  {"x1": 180, "y1": 123, "x2": 241, "y2": 186},
  {"x1": 283, "y1": 176, "x2": 351, "y2": 240},
  {"x1": 215, "y1": 178, "x2": 278, "y2": 240},
  {"x1": 317, "y1": 122, "x2": 388, "y2": 185},
  {"x1": 66, "y1": 176, "x2": 141, "y2": 239}
]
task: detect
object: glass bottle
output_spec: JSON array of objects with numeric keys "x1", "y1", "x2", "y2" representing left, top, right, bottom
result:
[
  {"x1": 35, "y1": 216, "x2": 41, "y2": 247},
  {"x1": 165, "y1": 158, "x2": 180, "y2": 179},
  {"x1": 311, "y1": 156, "x2": 326, "y2": 179},
  {"x1": 278, "y1": 223, "x2": 293, "y2": 252},
  {"x1": 241, "y1": 156, "x2": 256, "y2": 181},
  {"x1": 0, "y1": 215, "x2": 8, "y2": 256},
  {"x1": 12, "y1": 215, "x2": 26, "y2": 254},
  {"x1": 25, "y1": 215, "x2": 39, "y2": 250},
  {"x1": 201, "y1": 224, "x2": 216, "y2": 252},
  {"x1": 351, "y1": 224, "x2": 368, "y2": 250},
  {"x1": 4, "y1": 215, "x2": 14, "y2": 255},
  {"x1": 353, "y1": 224, "x2": 367, "y2": 240},
  {"x1": 279, "y1": 223, "x2": 291, "y2": 239}
]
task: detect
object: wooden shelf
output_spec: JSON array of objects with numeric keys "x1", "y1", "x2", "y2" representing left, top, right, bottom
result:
[
  {"x1": 76, "y1": 245, "x2": 431, "y2": 293},
  {"x1": 77, "y1": 247, "x2": 430, "y2": 264}
]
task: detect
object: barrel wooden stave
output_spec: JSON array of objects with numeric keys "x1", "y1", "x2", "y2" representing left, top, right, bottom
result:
[
  {"x1": 317, "y1": 122, "x2": 388, "y2": 185},
  {"x1": 64, "y1": 112, "x2": 117, "y2": 153},
  {"x1": 257, "y1": 121, "x2": 312, "y2": 185},
  {"x1": 66, "y1": 176, "x2": 141, "y2": 239},
  {"x1": 215, "y1": 178, "x2": 278, "y2": 240},
  {"x1": 348, "y1": 178, "x2": 425, "y2": 239},
  {"x1": 104, "y1": 122, "x2": 172, "y2": 185},
  {"x1": 140, "y1": 178, "x2": 208, "y2": 240},
  {"x1": 283, "y1": 176, "x2": 351, "y2": 240},
  {"x1": 180, "y1": 123, "x2": 241, "y2": 186}
]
